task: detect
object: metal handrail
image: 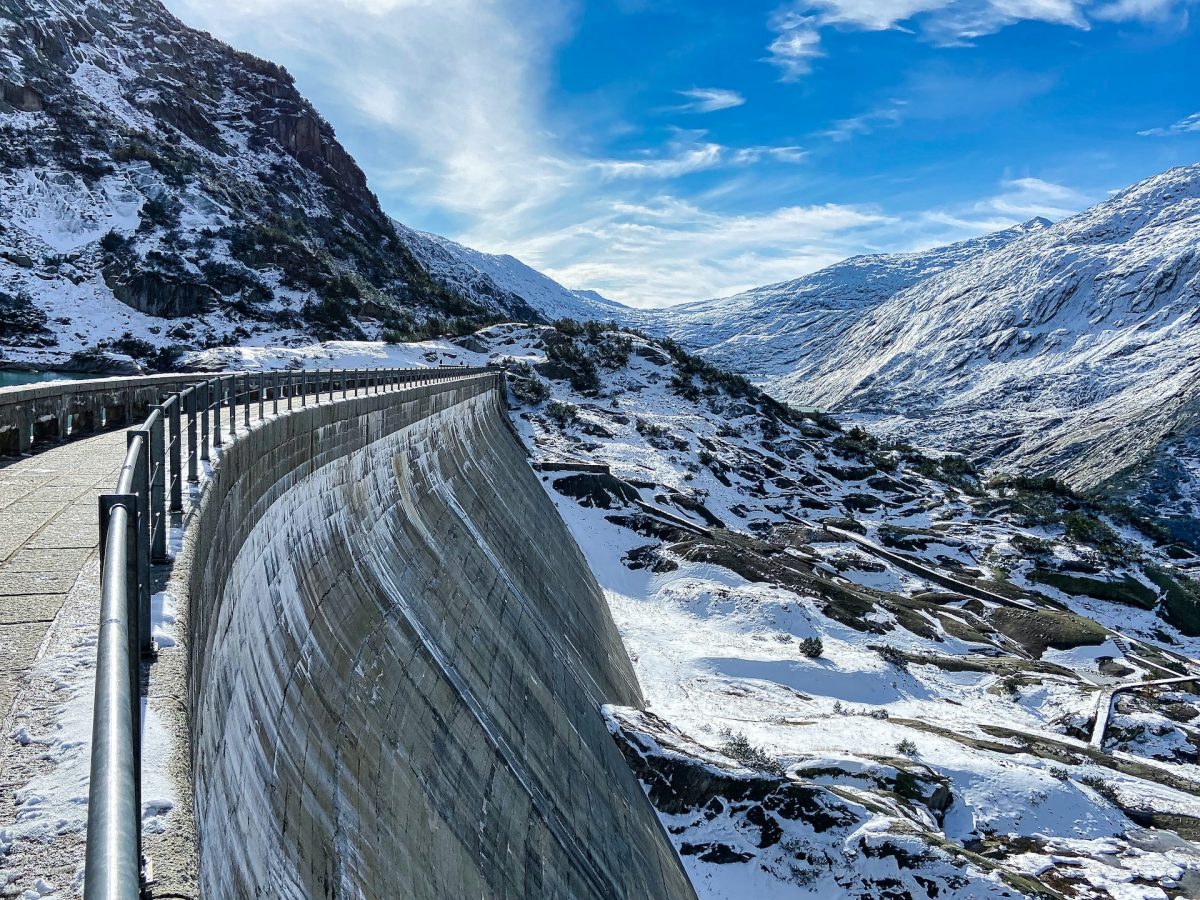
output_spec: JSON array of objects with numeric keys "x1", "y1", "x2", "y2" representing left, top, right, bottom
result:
[{"x1": 83, "y1": 364, "x2": 496, "y2": 898}]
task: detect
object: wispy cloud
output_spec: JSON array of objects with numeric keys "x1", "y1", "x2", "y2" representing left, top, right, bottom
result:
[
  {"x1": 1138, "y1": 111, "x2": 1200, "y2": 137},
  {"x1": 1093, "y1": 0, "x2": 1195, "y2": 22},
  {"x1": 673, "y1": 87, "x2": 746, "y2": 113},
  {"x1": 594, "y1": 135, "x2": 806, "y2": 179},
  {"x1": 820, "y1": 101, "x2": 908, "y2": 140},
  {"x1": 533, "y1": 197, "x2": 894, "y2": 305},
  {"x1": 733, "y1": 145, "x2": 809, "y2": 163},
  {"x1": 594, "y1": 142, "x2": 725, "y2": 179},
  {"x1": 971, "y1": 176, "x2": 1090, "y2": 220},
  {"x1": 765, "y1": 10, "x2": 824, "y2": 80},
  {"x1": 765, "y1": 0, "x2": 1193, "y2": 77}
]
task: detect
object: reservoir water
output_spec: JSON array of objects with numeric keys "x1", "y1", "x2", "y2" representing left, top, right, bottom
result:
[{"x1": 0, "y1": 370, "x2": 95, "y2": 388}]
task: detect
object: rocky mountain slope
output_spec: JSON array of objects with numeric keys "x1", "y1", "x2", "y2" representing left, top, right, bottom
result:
[
  {"x1": 774, "y1": 165, "x2": 1200, "y2": 544},
  {"x1": 393, "y1": 220, "x2": 630, "y2": 325},
  {"x1": 0, "y1": 0, "x2": 553, "y2": 373},
  {"x1": 193, "y1": 322, "x2": 1200, "y2": 900},
  {"x1": 645, "y1": 165, "x2": 1200, "y2": 548},
  {"x1": 636, "y1": 218, "x2": 1050, "y2": 382}
]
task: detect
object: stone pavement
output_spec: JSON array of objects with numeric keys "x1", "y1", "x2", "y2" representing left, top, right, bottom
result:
[
  {"x1": 0, "y1": 432, "x2": 126, "y2": 725},
  {"x1": 0, "y1": 431, "x2": 126, "y2": 895}
]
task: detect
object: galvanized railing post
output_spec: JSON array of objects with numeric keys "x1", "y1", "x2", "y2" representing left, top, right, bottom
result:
[
  {"x1": 271, "y1": 373, "x2": 279, "y2": 417},
  {"x1": 126, "y1": 431, "x2": 152, "y2": 654},
  {"x1": 186, "y1": 387, "x2": 199, "y2": 484},
  {"x1": 227, "y1": 376, "x2": 237, "y2": 437},
  {"x1": 286, "y1": 371, "x2": 293, "y2": 411},
  {"x1": 258, "y1": 372, "x2": 265, "y2": 422},
  {"x1": 147, "y1": 412, "x2": 167, "y2": 563},
  {"x1": 211, "y1": 379, "x2": 222, "y2": 448},
  {"x1": 243, "y1": 373, "x2": 250, "y2": 429},
  {"x1": 342, "y1": 370, "x2": 348, "y2": 399},
  {"x1": 167, "y1": 398, "x2": 182, "y2": 512},
  {"x1": 87, "y1": 496, "x2": 142, "y2": 900}
]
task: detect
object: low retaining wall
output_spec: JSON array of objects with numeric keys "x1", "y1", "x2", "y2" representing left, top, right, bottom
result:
[{"x1": 184, "y1": 373, "x2": 694, "y2": 898}]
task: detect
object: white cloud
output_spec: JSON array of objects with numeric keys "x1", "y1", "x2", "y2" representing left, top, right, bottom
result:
[
  {"x1": 766, "y1": 0, "x2": 1191, "y2": 76},
  {"x1": 1138, "y1": 111, "x2": 1200, "y2": 137},
  {"x1": 820, "y1": 100, "x2": 908, "y2": 140},
  {"x1": 674, "y1": 88, "x2": 746, "y2": 113},
  {"x1": 1093, "y1": 0, "x2": 1195, "y2": 20},
  {"x1": 766, "y1": 10, "x2": 824, "y2": 80},
  {"x1": 595, "y1": 142, "x2": 726, "y2": 179},
  {"x1": 733, "y1": 145, "x2": 809, "y2": 163},
  {"x1": 971, "y1": 176, "x2": 1090, "y2": 220},
  {"x1": 593, "y1": 135, "x2": 806, "y2": 180},
  {"x1": 533, "y1": 197, "x2": 895, "y2": 306}
]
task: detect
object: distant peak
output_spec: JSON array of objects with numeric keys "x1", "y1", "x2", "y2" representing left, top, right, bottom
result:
[{"x1": 1019, "y1": 216, "x2": 1054, "y2": 231}]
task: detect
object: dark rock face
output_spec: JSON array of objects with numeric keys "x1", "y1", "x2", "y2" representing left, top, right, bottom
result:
[
  {"x1": 0, "y1": 291, "x2": 55, "y2": 347},
  {"x1": 104, "y1": 269, "x2": 218, "y2": 318},
  {"x1": 0, "y1": 79, "x2": 42, "y2": 111},
  {"x1": 553, "y1": 472, "x2": 640, "y2": 509}
]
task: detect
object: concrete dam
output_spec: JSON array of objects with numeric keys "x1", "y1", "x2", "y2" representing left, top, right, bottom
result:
[{"x1": 0, "y1": 370, "x2": 695, "y2": 898}]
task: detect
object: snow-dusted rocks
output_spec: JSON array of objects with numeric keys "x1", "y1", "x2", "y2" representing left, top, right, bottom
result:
[{"x1": 393, "y1": 221, "x2": 630, "y2": 325}]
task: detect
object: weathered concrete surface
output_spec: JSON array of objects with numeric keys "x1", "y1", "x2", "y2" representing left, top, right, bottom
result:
[{"x1": 186, "y1": 373, "x2": 694, "y2": 898}]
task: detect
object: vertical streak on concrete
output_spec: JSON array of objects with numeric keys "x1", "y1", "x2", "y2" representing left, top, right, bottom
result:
[{"x1": 184, "y1": 376, "x2": 695, "y2": 899}]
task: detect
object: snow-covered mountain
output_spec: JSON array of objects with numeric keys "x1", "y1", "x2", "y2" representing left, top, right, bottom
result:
[
  {"x1": 392, "y1": 221, "x2": 630, "y2": 325},
  {"x1": 636, "y1": 218, "x2": 1050, "y2": 381},
  {"x1": 772, "y1": 165, "x2": 1200, "y2": 530},
  {"x1": 0, "y1": 0, "x2": 606, "y2": 372}
]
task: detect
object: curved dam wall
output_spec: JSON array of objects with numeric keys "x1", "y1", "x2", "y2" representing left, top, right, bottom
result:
[{"x1": 184, "y1": 373, "x2": 695, "y2": 899}]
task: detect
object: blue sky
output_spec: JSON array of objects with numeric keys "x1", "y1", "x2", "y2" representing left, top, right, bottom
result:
[{"x1": 166, "y1": 0, "x2": 1200, "y2": 306}]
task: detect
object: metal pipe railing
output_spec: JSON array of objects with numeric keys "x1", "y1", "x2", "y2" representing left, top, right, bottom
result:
[{"x1": 84, "y1": 364, "x2": 496, "y2": 898}]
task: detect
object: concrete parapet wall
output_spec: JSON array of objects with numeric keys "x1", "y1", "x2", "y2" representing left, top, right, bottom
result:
[
  {"x1": 184, "y1": 373, "x2": 694, "y2": 898},
  {"x1": 0, "y1": 373, "x2": 219, "y2": 454}
]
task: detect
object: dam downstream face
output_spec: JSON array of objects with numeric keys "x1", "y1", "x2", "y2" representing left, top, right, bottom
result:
[{"x1": 185, "y1": 378, "x2": 694, "y2": 898}]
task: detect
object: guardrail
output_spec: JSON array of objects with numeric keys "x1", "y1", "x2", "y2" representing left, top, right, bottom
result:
[{"x1": 82, "y1": 365, "x2": 494, "y2": 899}]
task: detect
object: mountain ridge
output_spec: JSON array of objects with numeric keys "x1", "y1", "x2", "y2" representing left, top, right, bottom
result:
[
  {"x1": 650, "y1": 163, "x2": 1200, "y2": 543},
  {"x1": 633, "y1": 216, "x2": 1052, "y2": 381}
]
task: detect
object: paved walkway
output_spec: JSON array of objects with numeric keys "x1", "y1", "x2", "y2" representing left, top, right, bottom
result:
[
  {"x1": 0, "y1": 431, "x2": 126, "y2": 896},
  {"x1": 0, "y1": 433, "x2": 126, "y2": 723}
]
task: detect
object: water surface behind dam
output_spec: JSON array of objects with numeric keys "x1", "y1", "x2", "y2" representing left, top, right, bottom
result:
[{"x1": 182, "y1": 374, "x2": 694, "y2": 898}]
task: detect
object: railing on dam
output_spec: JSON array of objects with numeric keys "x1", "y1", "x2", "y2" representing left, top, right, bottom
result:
[{"x1": 51, "y1": 366, "x2": 494, "y2": 900}]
